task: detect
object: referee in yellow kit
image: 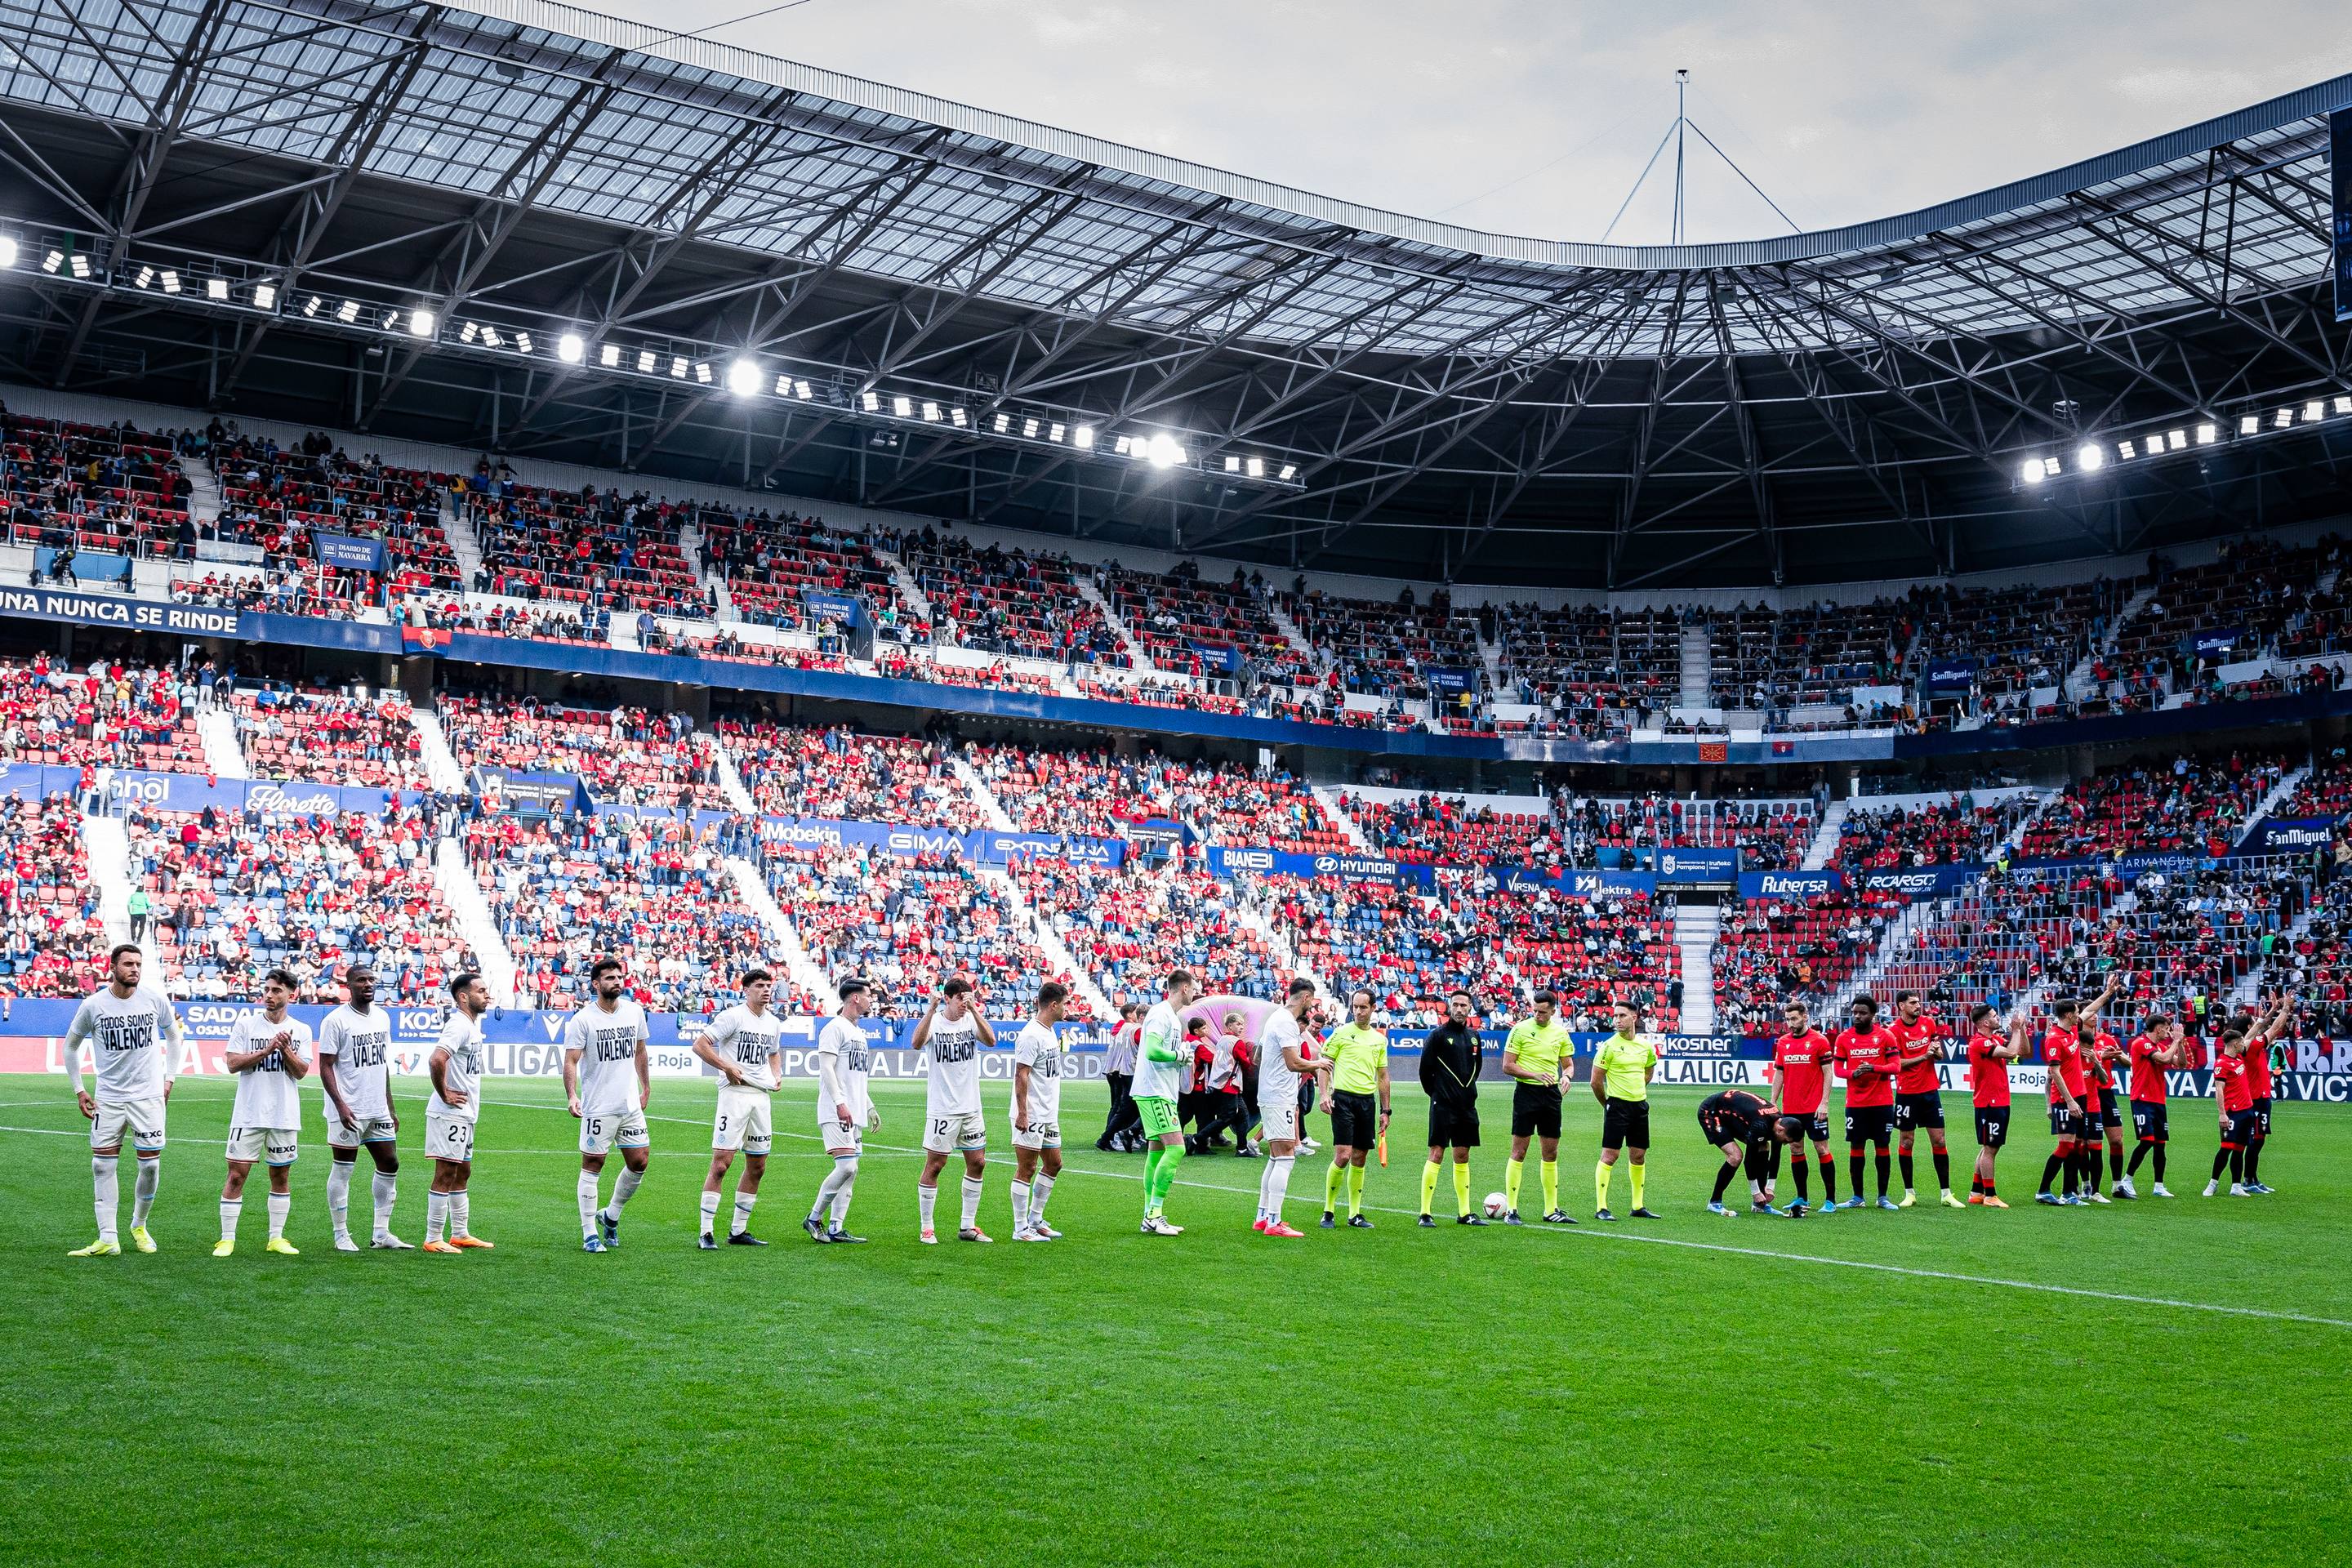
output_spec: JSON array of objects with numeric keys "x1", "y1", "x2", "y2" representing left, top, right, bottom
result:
[
  {"x1": 1591, "y1": 1001, "x2": 1660, "y2": 1221},
  {"x1": 1318, "y1": 989, "x2": 1390, "y2": 1229}
]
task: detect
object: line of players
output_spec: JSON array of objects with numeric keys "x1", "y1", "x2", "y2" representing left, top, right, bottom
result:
[{"x1": 56, "y1": 940, "x2": 2294, "y2": 1257}]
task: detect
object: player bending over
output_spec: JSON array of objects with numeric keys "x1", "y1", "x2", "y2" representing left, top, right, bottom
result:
[
  {"x1": 216, "y1": 968, "x2": 310, "y2": 1256},
  {"x1": 563, "y1": 957, "x2": 652, "y2": 1253},
  {"x1": 806, "y1": 978, "x2": 878, "y2": 1244},
  {"x1": 1695, "y1": 1089, "x2": 1801, "y2": 1215},
  {"x1": 693, "y1": 968, "x2": 783, "y2": 1248},
  {"x1": 913, "y1": 977, "x2": 996, "y2": 1243},
  {"x1": 1253, "y1": 978, "x2": 1326, "y2": 1236},
  {"x1": 1009, "y1": 982, "x2": 1070, "y2": 1241},
  {"x1": 1964, "y1": 1005, "x2": 2027, "y2": 1206},
  {"x1": 422, "y1": 973, "x2": 494, "y2": 1254}
]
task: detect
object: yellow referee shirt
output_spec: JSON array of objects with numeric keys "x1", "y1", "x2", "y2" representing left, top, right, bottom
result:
[
  {"x1": 1592, "y1": 1031, "x2": 1658, "y2": 1101},
  {"x1": 1321, "y1": 1022, "x2": 1388, "y2": 1097},
  {"x1": 1503, "y1": 1016, "x2": 1571, "y2": 1085}
]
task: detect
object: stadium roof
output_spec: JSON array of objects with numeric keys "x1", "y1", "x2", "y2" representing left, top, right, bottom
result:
[{"x1": 0, "y1": 0, "x2": 2347, "y2": 587}]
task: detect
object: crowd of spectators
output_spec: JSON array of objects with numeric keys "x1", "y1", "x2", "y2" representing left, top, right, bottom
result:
[
  {"x1": 459, "y1": 475, "x2": 711, "y2": 617},
  {"x1": 1013, "y1": 855, "x2": 1285, "y2": 1002},
  {"x1": 440, "y1": 695, "x2": 725, "y2": 809},
  {"x1": 0, "y1": 793, "x2": 104, "y2": 997},
  {"x1": 229, "y1": 684, "x2": 430, "y2": 789},
  {"x1": 2015, "y1": 750, "x2": 2288, "y2": 862},
  {"x1": 2, "y1": 412, "x2": 193, "y2": 564},
  {"x1": 1714, "y1": 886, "x2": 1907, "y2": 1027},
  {"x1": 1832, "y1": 795, "x2": 2038, "y2": 870},
  {"x1": 898, "y1": 529, "x2": 1126, "y2": 666},
  {"x1": 0, "y1": 655, "x2": 205, "y2": 772},
  {"x1": 208, "y1": 430, "x2": 459, "y2": 599},
  {"x1": 723, "y1": 722, "x2": 978, "y2": 829}
]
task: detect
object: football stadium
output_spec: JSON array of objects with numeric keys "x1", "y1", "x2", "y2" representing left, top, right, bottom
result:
[{"x1": 3, "y1": 2, "x2": 2351, "y2": 1560}]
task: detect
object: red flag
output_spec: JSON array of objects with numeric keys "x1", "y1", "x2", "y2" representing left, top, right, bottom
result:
[
  {"x1": 1698, "y1": 740, "x2": 1727, "y2": 763},
  {"x1": 401, "y1": 626, "x2": 452, "y2": 650}
]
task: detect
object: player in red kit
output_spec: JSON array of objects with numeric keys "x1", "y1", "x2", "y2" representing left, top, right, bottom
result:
[
  {"x1": 2119, "y1": 1013, "x2": 2188, "y2": 1198},
  {"x1": 1889, "y1": 991, "x2": 1962, "y2": 1208},
  {"x1": 1832, "y1": 994, "x2": 1903, "y2": 1211},
  {"x1": 1965, "y1": 1004, "x2": 2028, "y2": 1206},
  {"x1": 2085, "y1": 1014, "x2": 2127, "y2": 1196},
  {"x1": 2208, "y1": 994, "x2": 2293, "y2": 1196},
  {"x1": 2241, "y1": 992, "x2": 2288, "y2": 1194},
  {"x1": 2035, "y1": 980, "x2": 2114, "y2": 1205},
  {"x1": 1767, "y1": 1000, "x2": 1840, "y2": 1216}
]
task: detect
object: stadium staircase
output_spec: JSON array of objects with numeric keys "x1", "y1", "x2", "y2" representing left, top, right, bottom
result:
[
  {"x1": 1799, "y1": 799, "x2": 1851, "y2": 870},
  {"x1": 1676, "y1": 902, "x2": 1719, "y2": 1033},
  {"x1": 2065, "y1": 580, "x2": 2158, "y2": 703},
  {"x1": 195, "y1": 704, "x2": 248, "y2": 779},
  {"x1": 80, "y1": 808, "x2": 140, "y2": 964},
  {"x1": 947, "y1": 754, "x2": 1018, "y2": 831},
  {"x1": 2230, "y1": 895, "x2": 2325, "y2": 1013},
  {"x1": 433, "y1": 840, "x2": 518, "y2": 1006},
  {"x1": 174, "y1": 457, "x2": 221, "y2": 531},
  {"x1": 1072, "y1": 575, "x2": 1154, "y2": 669},
  {"x1": 1679, "y1": 621, "x2": 1712, "y2": 708},
  {"x1": 1313, "y1": 785, "x2": 1376, "y2": 853},
  {"x1": 1262, "y1": 595, "x2": 1321, "y2": 668},
  {"x1": 703, "y1": 733, "x2": 757, "y2": 813},
  {"x1": 872, "y1": 545, "x2": 935, "y2": 629},
  {"x1": 976, "y1": 862, "x2": 1116, "y2": 1020},
  {"x1": 1476, "y1": 620, "x2": 1508, "y2": 693},
  {"x1": 2246, "y1": 763, "x2": 2311, "y2": 829},
  {"x1": 724, "y1": 855, "x2": 837, "y2": 1012},
  {"x1": 444, "y1": 491, "x2": 488, "y2": 591},
  {"x1": 410, "y1": 709, "x2": 468, "y2": 792}
]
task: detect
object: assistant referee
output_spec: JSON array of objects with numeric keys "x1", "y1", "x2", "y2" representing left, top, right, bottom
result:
[
  {"x1": 1499, "y1": 989, "x2": 1574, "y2": 1225},
  {"x1": 1318, "y1": 990, "x2": 1390, "y2": 1230},
  {"x1": 1591, "y1": 1001, "x2": 1660, "y2": 1221}
]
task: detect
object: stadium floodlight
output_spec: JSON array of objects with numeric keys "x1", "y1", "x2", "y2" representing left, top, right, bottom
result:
[
  {"x1": 460, "y1": 320, "x2": 479, "y2": 344},
  {"x1": 514, "y1": 332, "x2": 532, "y2": 355},
  {"x1": 336, "y1": 298, "x2": 360, "y2": 323},
  {"x1": 2196, "y1": 423, "x2": 2216, "y2": 444},
  {"x1": 693, "y1": 361, "x2": 713, "y2": 385},
  {"x1": 1223, "y1": 455, "x2": 1240, "y2": 473},
  {"x1": 2338, "y1": 397, "x2": 2352, "y2": 416},
  {"x1": 159, "y1": 270, "x2": 180, "y2": 295},
  {"x1": 1279, "y1": 464, "x2": 1298, "y2": 481},
  {"x1": 69, "y1": 253, "x2": 90, "y2": 278},
  {"x1": 2117, "y1": 439, "x2": 2136, "y2": 461},
  {"x1": 1072, "y1": 424, "x2": 1093, "y2": 449},
  {"x1": 252, "y1": 282, "x2": 277, "y2": 310},
  {"x1": 2274, "y1": 408, "x2": 2294, "y2": 428},
  {"x1": 41, "y1": 248, "x2": 62, "y2": 273},
  {"x1": 1022, "y1": 417, "x2": 1040, "y2": 438},
  {"x1": 2166, "y1": 430, "x2": 2186, "y2": 452},
  {"x1": 636, "y1": 349, "x2": 655, "y2": 373},
  {"x1": 922, "y1": 401, "x2": 942, "y2": 422},
  {"x1": 557, "y1": 333, "x2": 585, "y2": 364},
  {"x1": 302, "y1": 294, "x2": 323, "y2": 317},
  {"x1": 2238, "y1": 415, "x2": 2260, "y2": 435},
  {"x1": 893, "y1": 394, "x2": 913, "y2": 417},
  {"x1": 1245, "y1": 457, "x2": 1264, "y2": 479},
  {"x1": 795, "y1": 380, "x2": 813, "y2": 401},
  {"x1": 407, "y1": 308, "x2": 435, "y2": 337},
  {"x1": 951, "y1": 407, "x2": 969, "y2": 428},
  {"x1": 2305, "y1": 400, "x2": 2327, "y2": 423},
  {"x1": 0, "y1": 236, "x2": 16, "y2": 269},
  {"x1": 1049, "y1": 421, "x2": 1064, "y2": 443},
  {"x1": 205, "y1": 277, "x2": 228, "y2": 301},
  {"x1": 134, "y1": 265, "x2": 154, "y2": 288},
  {"x1": 2075, "y1": 443, "x2": 2104, "y2": 472},
  {"x1": 726, "y1": 359, "x2": 760, "y2": 397},
  {"x1": 861, "y1": 390, "x2": 880, "y2": 412},
  {"x1": 669, "y1": 356, "x2": 688, "y2": 380},
  {"x1": 1147, "y1": 433, "x2": 1183, "y2": 469},
  {"x1": 598, "y1": 345, "x2": 620, "y2": 368},
  {"x1": 992, "y1": 413, "x2": 1011, "y2": 434},
  {"x1": 481, "y1": 326, "x2": 503, "y2": 349},
  {"x1": 1112, "y1": 435, "x2": 1131, "y2": 456},
  {"x1": 2021, "y1": 457, "x2": 2047, "y2": 485}
]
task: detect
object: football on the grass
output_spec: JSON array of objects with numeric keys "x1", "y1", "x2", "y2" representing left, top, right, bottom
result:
[{"x1": 1484, "y1": 1192, "x2": 1509, "y2": 1218}]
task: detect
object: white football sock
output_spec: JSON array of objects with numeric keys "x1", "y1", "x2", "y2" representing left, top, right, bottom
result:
[
  {"x1": 606, "y1": 1166, "x2": 643, "y2": 1217},
  {"x1": 1268, "y1": 1154, "x2": 1294, "y2": 1218},
  {"x1": 1009, "y1": 1179, "x2": 1031, "y2": 1232},
  {"x1": 91, "y1": 1155, "x2": 119, "y2": 1241},
  {"x1": 1030, "y1": 1174, "x2": 1054, "y2": 1226},
  {"x1": 811, "y1": 1160, "x2": 851, "y2": 1220},
  {"x1": 327, "y1": 1160, "x2": 354, "y2": 1236},
  {"x1": 577, "y1": 1171, "x2": 600, "y2": 1236},
  {"x1": 830, "y1": 1157, "x2": 859, "y2": 1226},
  {"x1": 131, "y1": 1156, "x2": 160, "y2": 1227},
  {"x1": 729, "y1": 1192, "x2": 755, "y2": 1236},
  {"x1": 960, "y1": 1175, "x2": 984, "y2": 1232},
  {"x1": 1257, "y1": 1156, "x2": 1277, "y2": 1220},
  {"x1": 698, "y1": 1190, "x2": 721, "y2": 1236},
  {"x1": 451, "y1": 1191, "x2": 470, "y2": 1238},
  {"x1": 425, "y1": 1191, "x2": 449, "y2": 1243},
  {"x1": 370, "y1": 1170, "x2": 397, "y2": 1240},
  {"x1": 917, "y1": 1183, "x2": 938, "y2": 1232},
  {"x1": 219, "y1": 1197, "x2": 242, "y2": 1241},
  {"x1": 266, "y1": 1192, "x2": 290, "y2": 1239}
]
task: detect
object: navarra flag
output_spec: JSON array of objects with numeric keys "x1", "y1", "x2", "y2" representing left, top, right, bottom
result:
[
  {"x1": 401, "y1": 626, "x2": 452, "y2": 650},
  {"x1": 1697, "y1": 740, "x2": 1728, "y2": 763}
]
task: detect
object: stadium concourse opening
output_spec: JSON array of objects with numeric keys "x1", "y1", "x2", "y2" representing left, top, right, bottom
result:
[{"x1": 2, "y1": 3, "x2": 2350, "y2": 1561}]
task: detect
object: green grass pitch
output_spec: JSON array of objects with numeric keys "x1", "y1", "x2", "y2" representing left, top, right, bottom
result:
[{"x1": 5, "y1": 1071, "x2": 2348, "y2": 1566}]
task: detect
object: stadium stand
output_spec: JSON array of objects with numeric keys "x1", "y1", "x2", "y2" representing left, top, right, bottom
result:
[
  {"x1": 227, "y1": 684, "x2": 430, "y2": 790},
  {"x1": 696, "y1": 507, "x2": 904, "y2": 638},
  {"x1": 2013, "y1": 750, "x2": 2289, "y2": 862},
  {"x1": 0, "y1": 794, "x2": 104, "y2": 999},
  {"x1": 1103, "y1": 563, "x2": 1313, "y2": 684},
  {"x1": 1833, "y1": 795, "x2": 2040, "y2": 870},
  {"x1": 440, "y1": 694, "x2": 727, "y2": 809},
  {"x1": 2, "y1": 412, "x2": 192, "y2": 562},
  {"x1": 458, "y1": 479, "x2": 710, "y2": 617},
  {"x1": 1012, "y1": 856, "x2": 1285, "y2": 1002},
  {"x1": 1339, "y1": 791, "x2": 1563, "y2": 868},
  {"x1": 208, "y1": 432, "x2": 460, "y2": 597},
  {"x1": 1477, "y1": 881, "x2": 1682, "y2": 1030},
  {"x1": 721, "y1": 721, "x2": 979, "y2": 830},
  {"x1": 897, "y1": 530, "x2": 1127, "y2": 666},
  {"x1": 0, "y1": 655, "x2": 205, "y2": 773},
  {"x1": 1714, "y1": 884, "x2": 1908, "y2": 1026}
]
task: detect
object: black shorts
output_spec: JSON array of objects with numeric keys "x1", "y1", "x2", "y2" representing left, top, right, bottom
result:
[
  {"x1": 2047, "y1": 1104, "x2": 2094, "y2": 1139},
  {"x1": 1696, "y1": 1110, "x2": 1741, "y2": 1147},
  {"x1": 2096, "y1": 1089, "x2": 2125, "y2": 1132},
  {"x1": 2223, "y1": 1108, "x2": 2261, "y2": 1148},
  {"x1": 2252, "y1": 1098, "x2": 2272, "y2": 1139},
  {"x1": 1894, "y1": 1092, "x2": 1945, "y2": 1133},
  {"x1": 1787, "y1": 1110, "x2": 1831, "y2": 1145},
  {"x1": 2129, "y1": 1098, "x2": 2168, "y2": 1144},
  {"x1": 1601, "y1": 1098, "x2": 1650, "y2": 1151},
  {"x1": 1510, "y1": 1083, "x2": 1563, "y2": 1140},
  {"x1": 1973, "y1": 1105, "x2": 2011, "y2": 1148},
  {"x1": 1843, "y1": 1103, "x2": 1894, "y2": 1145},
  {"x1": 1427, "y1": 1102, "x2": 1480, "y2": 1150},
  {"x1": 1329, "y1": 1090, "x2": 1381, "y2": 1150}
]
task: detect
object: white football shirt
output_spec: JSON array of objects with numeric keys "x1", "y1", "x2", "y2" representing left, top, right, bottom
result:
[
  {"x1": 1012, "y1": 1019, "x2": 1062, "y2": 1128},
  {"x1": 1258, "y1": 1006, "x2": 1304, "y2": 1110},
  {"x1": 923, "y1": 1007, "x2": 983, "y2": 1118},
  {"x1": 318, "y1": 1003, "x2": 394, "y2": 1121},
  {"x1": 65, "y1": 986, "x2": 181, "y2": 1104},
  {"x1": 433, "y1": 1011, "x2": 485, "y2": 1124},
  {"x1": 817, "y1": 1013, "x2": 873, "y2": 1125},
  {"x1": 565, "y1": 998, "x2": 648, "y2": 1116},
  {"x1": 1132, "y1": 1000, "x2": 1183, "y2": 1101},
  {"x1": 703, "y1": 1003, "x2": 781, "y2": 1090},
  {"x1": 227, "y1": 1009, "x2": 311, "y2": 1130}
]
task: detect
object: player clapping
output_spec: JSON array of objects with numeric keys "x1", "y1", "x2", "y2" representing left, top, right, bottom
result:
[
  {"x1": 1964, "y1": 1004, "x2": 2027, "y2": 1206},
  {"x1": 215, "y1": 967, "x2": 310, "y2": 1257}
]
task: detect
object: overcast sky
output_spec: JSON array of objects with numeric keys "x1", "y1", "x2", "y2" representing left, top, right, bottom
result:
[{"x1": 597, "y1": 0, "x2": 2352, "y2": 244}]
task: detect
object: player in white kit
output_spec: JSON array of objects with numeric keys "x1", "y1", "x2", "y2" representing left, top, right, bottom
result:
[
  {"x1": 805, "y1": 977, "x2": 879, "y2": 1245},
  {"x1": 692, "y1": 967, "x2": 782, "y2": 1250},
  {"x1": 1254, "y1": 978, "x2": 1329, "y2": 1238},
  {"x1": 422, "y1": 973, "x2": 494, "y2": 1254},
  {"x1": 317, "y1": 964, "x2": 408, "y2": 1250},
  {"x1": 1009, "y1": 982, "x2": 1070, "y2": 1241},
  {"x1": 563, "y1": 957, "x2": 652, "y2": 1253},
  {"x1": 912, "y1": 976, "x2": 996, "y2": 1243},
  {"x1": 215, "y1": 967, "x2": 312, "y2": 1257},
  {"x1": 65, "y1": 943, "x2": 184, "y2": 1255}
]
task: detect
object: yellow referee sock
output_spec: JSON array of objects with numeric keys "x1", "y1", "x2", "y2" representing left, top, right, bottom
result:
[
  {"x1": 1504, "y1": 1157, "x2": 1525, "y2": 1213},
  {"x1": 1596, "y1": 1160, "x2": 1612, "y2": 1211},
  {"x1": 1419, "y1": 1160, "x2": 1441, "y2": 1216},
  {"x1": 1347, "y1": 1163, "x2": 1365, "y2": 1218},
  {"x1": 1324, "y1": 1160, "x2": 1344, "y2": 1215},
  {"x1": 1451, "y1": 1161, "x2": 1472, "y2": 1217},
  {"x1": 1540, "y1": 1160, "x2": 1559, "y2": 1214},
  {"x1": 1629, "y1": 1162, "x2": 1646, "y2": 1210}
]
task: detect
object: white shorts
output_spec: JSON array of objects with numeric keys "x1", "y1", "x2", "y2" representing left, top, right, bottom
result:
[
  {"x1": 425, "y1": 1116, "x2": 475, "y2": 1162},
  {"x1": 820, "y1": 1113, "x2": 863, "y2": 1154},
  {"x1": 1258, "y1": 1100, "x2": 1299, "y2": 1143},
  {"x1": 91, "y1": 1097, "x2": 167, "y2": 1153},
  {"x1": 713, "y1": 1085, "x2": 773, "y2": 1155},
  {"x1": 226, "y1": 1125, "x2": 298, "y2": 1165},
  {"x1": 1011, "y1": 1120, "x2": 1062, "y2": 1152},
  {"x1": 325, "y1": 1108, "x2": 399, "y2": 1148},
  {"x1": 579, "y1": 1108, "x2": 649, "y2": 1156},
  {"x1": 921, "y1": 1110, "x2": 987, "y2": 1154}
]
